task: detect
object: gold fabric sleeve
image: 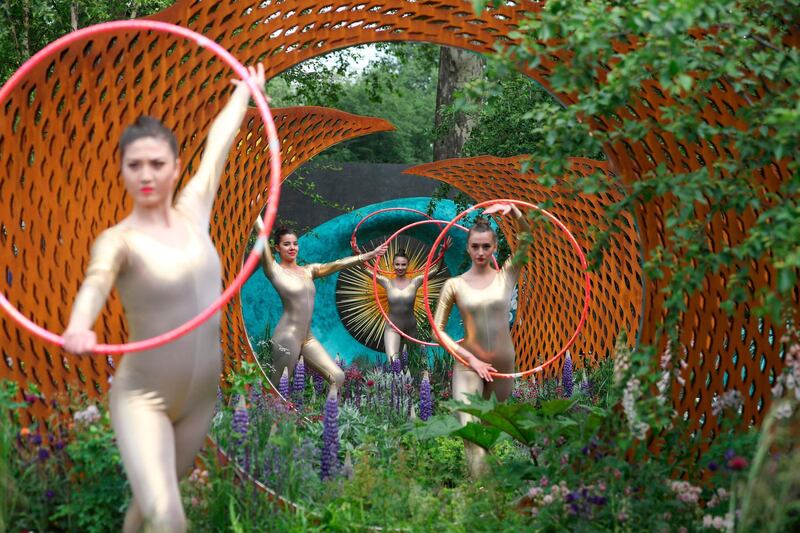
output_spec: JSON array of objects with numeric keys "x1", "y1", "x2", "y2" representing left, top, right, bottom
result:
[
  {"x1": 432, "y1": 278, "x2": 460, "y2": 354},
  {"x1": 310, "y1": 254, "x2": 364, "y2": 279},
  {"x1": 260, "y1": 241, "x2": 277, "y2": 278},
  {"x1": 70, "y1": 229, "x2": 127, "y2": 327},
  {"x1": 376, "y1": 273, "x2": 391, "y2": 289},
  {"x1": 175, "y1": 88, "x2": 250, "y2": 226}
]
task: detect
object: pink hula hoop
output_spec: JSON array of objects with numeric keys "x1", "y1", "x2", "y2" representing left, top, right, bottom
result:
[
  {"x1": 0, "y1": 20, "x2": 282, "y2": 355},
  {"x1": 422, "y1": 200, "x2": 592, "y2": 378},
  {"x1": 351, "y1": 207, "x2": 447, "y2": 275},
  {"x1": 373, "y1": 219, "x2": 500, "y2": 347}
]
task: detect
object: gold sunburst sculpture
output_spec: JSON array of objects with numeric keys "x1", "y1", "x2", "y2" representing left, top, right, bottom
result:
[{"x1": 336, "y1": 236, "x2": 450, "y2": 351}]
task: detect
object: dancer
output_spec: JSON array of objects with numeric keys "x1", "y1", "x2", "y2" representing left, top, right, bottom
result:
[
  {"x1": 376, "y1": 249, "x2": 441, "y2": 363},
  {"x1": 61, "y1": 64, "x2": 267, "y2": 532},
  {"x1": 433, "y1": 203, "x2": 529, "y2": 477},
  {"x1": 256, "y1": 218, "x2": 387, "y2": 388}
]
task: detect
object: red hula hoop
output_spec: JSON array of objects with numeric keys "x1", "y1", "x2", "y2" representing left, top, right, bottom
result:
[
  {"x1": 351, "y1": 207, "x2": 448, "y2": 275},
  {"x1": 0, "y1": 20, "x2": 282, "y2": 355},
  {"x1": 422, "y1": 200, "x2": 592, "y2": 378},
  {"x1": 373, "y1": 219, "x2": 500, "y2": 347}
]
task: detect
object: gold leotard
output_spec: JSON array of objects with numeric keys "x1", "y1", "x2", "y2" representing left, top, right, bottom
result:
[
  {"x1": 433, "y1": 257, "x2": 520, "y2": 476},
  {"x1": 68, "y1": 88, "x2": 250, "y2": 531},
  {"x1": 72, "y1": 186, "x2": 222, "y2": 531},
  {"x1": 376, "y1": 274, "x2": 422, "y2": 361},
  {"x1": 261, "y1": 246, "x2": 364, "y2": 388}
]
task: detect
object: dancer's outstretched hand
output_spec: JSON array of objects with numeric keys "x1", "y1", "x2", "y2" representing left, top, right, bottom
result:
[
  {"x1": 63, "y1": 328, "x2": 97, "y2": 355},
  {"x1": 465, "y1": 352, "x2": 497, "y2": 382},
  {"x1": 483, "y1": 202, "x2": 520, "y2": 217},
  {"x1": 231, "y1": 63, "x2": 270, "y2": 101},
  {"x1": 367, "y1": 242, "x2": 389, "y2": 260}
]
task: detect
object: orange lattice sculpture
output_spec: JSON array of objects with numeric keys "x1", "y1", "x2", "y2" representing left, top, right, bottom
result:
[
  {"x1": 405, "y1": 156, "x2": 642, "y2": 377},
  {"x1": 0, "y1": 0, "x2": 797, "y2": 448}
]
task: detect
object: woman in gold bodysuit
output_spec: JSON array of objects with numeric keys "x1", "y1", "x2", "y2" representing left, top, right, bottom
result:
[
  {"x1": 61, "y1": 64, "x2": 267, "y2": 532},
  {"x1": 256, "y1": 219, "x2": 387, "y2": 388},
  {"x1": 433, "y1": 203, "x2": 529, "y2": 477},
  {"x1": 376, "y1": 249, "x2": 438, "y2": 363}
]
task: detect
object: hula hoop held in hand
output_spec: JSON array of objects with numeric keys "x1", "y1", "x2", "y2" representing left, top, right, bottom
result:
[
  {"x1": 372, "y1": 219, "x2": 500, "y2": 347},
  {"x1": 422, "y1": 199, "x2": 592, "y2": 379},
  {"x1": 0, "y1": 20, "x2": 282, "y2": 355},
  {"x1": 351, "y1": 207, "x2": 448, "y2": 275}
]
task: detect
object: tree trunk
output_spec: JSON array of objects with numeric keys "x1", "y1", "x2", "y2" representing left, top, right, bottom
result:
[
  {"x1": 2, "y1": 2, "x2": 22, "y2": 58},
  {"x1": 70, "y1": 2, "x2": 78, "y2": 31},
  {"x1": 433, "y1": 46, "x2": 484, "y2": 160},
  {"x1": 21, "y1": 0, "x2": 30, "y2": 58}
]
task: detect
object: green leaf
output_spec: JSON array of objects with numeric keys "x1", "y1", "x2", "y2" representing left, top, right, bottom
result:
[
  {"x1": 456, "y1": 401, "x2": 540, "y2": 445},
  {"x1": 471, "y1": 0, "x2": 488, "y2": 15},
  {"x1": 407, "y1": 415, "x2": 462, "y2": 440},
  {"x1": 540, "y1": 398, "x2": 575, "y2": 416},
  {"x1": 777, "y1": 268, "x2": 797, "y2": 294},
  {"x1": 453, "y1": 422, "x2": 502, "y2": 449}
]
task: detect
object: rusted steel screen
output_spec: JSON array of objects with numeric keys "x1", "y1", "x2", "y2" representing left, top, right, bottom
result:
[{"x1": 1, "y1": 0, "x2": 796, "y2": 446}]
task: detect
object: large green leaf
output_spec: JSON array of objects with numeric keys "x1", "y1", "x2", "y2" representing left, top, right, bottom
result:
[
  {"x1": 453, "y1": 422, "x2": 502, "y2": 450},
  {"x1": 407, "y1": 415, "x2": 462, "y2": 441},
  {"x1": 540, "y1": 399, "x2": 577, "y2": 416},
  {"x1": 455, "y1": 401, "x2": 541, "y2": 445}
]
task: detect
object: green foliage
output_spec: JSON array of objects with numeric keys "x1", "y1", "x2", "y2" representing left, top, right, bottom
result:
[
  {"x1": 50, "y1": 409, "x2": 127, "y2": 532},
  {"x1": 1, "y1": 390, "x2": 128, "y2": 532},
  {"x1": 0, "y1": 1, "x2": 173, "y2": 83},
  {"x1": 0, "y1": 381, "x2": 25, "y2": 531},
  {"x1": 460, "y1": 65, "x2": 602, "y2": 160},
  {"x1": 482, "y1": 0, "x2": 799, "y2": 325},
  {"x1": 269, "y1": 43, "x2": 439, "y2": 164}
]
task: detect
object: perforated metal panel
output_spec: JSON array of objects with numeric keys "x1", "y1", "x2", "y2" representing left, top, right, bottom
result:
[{"x1": 1, "y1": 0, "x2": 797, "y2": 444}]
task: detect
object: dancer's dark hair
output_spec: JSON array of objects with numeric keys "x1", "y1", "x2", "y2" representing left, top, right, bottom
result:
[
  {"x1": 468, "y1": 217, "x2": 497, "y2": 242},
  {"x1": 119, "y1": 115, "x2": 179, "y2": 158}
]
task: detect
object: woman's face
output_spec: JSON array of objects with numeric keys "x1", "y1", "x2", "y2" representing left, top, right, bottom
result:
[
  {"x1": 121, "y1": 137, "x2": 180, "y2": 208},
  {"x1": 276, "y1": 233, "x2": 299, "y2": 262},
  {"x1": 393, "y1": 256, "x2": 409, "y2": 277},
  {"x1": 467, "y1": 230, "x2": 496, "y2": 267}
]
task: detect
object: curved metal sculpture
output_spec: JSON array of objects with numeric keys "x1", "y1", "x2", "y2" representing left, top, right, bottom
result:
[
  {"x1": 0, "y1": 0, "x2": 796, "y2": 446},
  {"x1": 405, "y1": 156, "x2": 641, "y2": 376}
]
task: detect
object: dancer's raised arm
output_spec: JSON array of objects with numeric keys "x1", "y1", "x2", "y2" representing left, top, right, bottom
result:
[
  {"x1": 483, "y1": 203, "x2": 531, "y2": 273},
  {"x1": 311, "y1": 243, "x2": 388, "y2": 279},
  {"x1": 177, "y1": 64, "x2": 267, "y2": 225}
]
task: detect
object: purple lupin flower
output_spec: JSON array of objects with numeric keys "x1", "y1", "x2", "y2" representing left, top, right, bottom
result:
[
  {"x1": 419, "y1": 371, "x2": 433, "y2": 421},
  {"x1": 401, "y1": 348, "x2": 408, "y2": 369},
  {"x1": 232, "y1": 397, "x2": 250, "y2": 449},
  {"x1": 248, "y1": 381, "x2": 263, "y2": 413},
  {"x1": 278, "y1": 367, "x2": 290, "y2": 399},
  {"x1": 390, "y1": 376, "x2": 396, "y2": 414},
  {"x1": 214, "y1": 386, "x2": 223, "y2": 415},
  {"x1": 320, "y1": 385, "x2": 340, "y2": 480},
  {"x1": 562, "y1": 351, "x2": 574, "y2": 398},
  {"x1": 313, "y1": 370, "x2": 325, "y2": 395},
  {"x1": 354, "y1": 380, "x2": 362, "y2": 410},
  {"x1": 392, "y1": 357, "x2": 402, "y2": 375},
  {"x1": 293, "y1": 356, "x2": 306, "y2": 407},
  {"x1": 580, "y1": 371, "x2": 593, "y2": 397}
]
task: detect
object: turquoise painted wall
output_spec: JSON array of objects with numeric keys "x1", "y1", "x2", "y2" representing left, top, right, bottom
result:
[{"x1": 240, "y1": 197, "x2": 471, "y2": 364}]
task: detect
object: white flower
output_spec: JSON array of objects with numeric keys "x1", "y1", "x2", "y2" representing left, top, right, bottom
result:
[
  {"x1": 622, "y1": 378, "x2": 649, "y2": 439},
  {"x1": 74, "y1": 404, "x2": 101, "y2": 425},
  {"x1": 711, "y1": 390, "x2": 743, "y2": 417}
]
